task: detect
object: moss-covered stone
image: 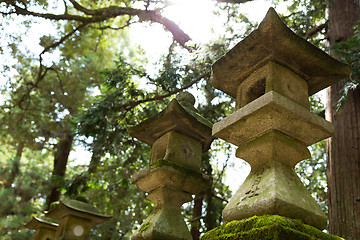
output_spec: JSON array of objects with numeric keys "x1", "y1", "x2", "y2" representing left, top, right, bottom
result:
[{"x1": 201, "y1": 215, "x2": 343, "y2": 240}]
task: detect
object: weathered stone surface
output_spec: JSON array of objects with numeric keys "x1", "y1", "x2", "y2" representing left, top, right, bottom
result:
[
  {"x1": 201, "y1": 215, "x2": 343, "y2": 240},
  {"x1": 208, "y1": 7, "x2": 349, "y2": 235},
  {"x1": 236, "y1": 61, "x2": 309, "y2": 109},
  {"x1": 213, "y1": 91, "x2": 333, "y2": 146},
  {"x1": 222, "y1": 161, "x2": 327, "y2": 230},
  {"x1": 211, "y1": 8, "x2": 350, "y2": 98},
  {"x1": 129, "y1": 92, "x2": 212, "y2": 240},
  {"x1": 151, "y1": 131, "x2": 202, "y2": 171},
  {"x1": 46, "y1": 200, "x2": 110, "y2": 225},
  {"x1": 132, "y1": 186, "x2": 193, "y2": 240},
  {"x1": 235, "y1": 130, "x2": 310, "y2": 168},
  {"x1": 45, "y1": 200, "x2": 111, "y2": 240},
  {"x1": 127, "y1": 97, "x2": 213, "y2": 152},
  {"x1": 132, "y1": 160, "x2": 210, "y2": 195},
  {"x1": 25, "y1": 216, "x2": 58, "y2": 240}
]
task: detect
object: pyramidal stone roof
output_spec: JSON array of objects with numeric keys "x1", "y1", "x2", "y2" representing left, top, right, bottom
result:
[
  {"x1": 25, "y1": 216, "x2": 59, "y2": 229},
  {"x1": 45, "y1": 200, "x2": 111, "y2": 225},
  {"x1": 127, "y1": 93, "x2": 213, "y2": 152},
  {"x1": 211, "y1": 7, "x2": 351, "y2": 97}
]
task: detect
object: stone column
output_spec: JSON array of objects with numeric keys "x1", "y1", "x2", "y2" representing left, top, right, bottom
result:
[
  {"x1": 45, "y1": 199, "x2": 111, "y2": 240},
  {"x1": 25, "y1": 216, "x2": 58, "y2": 240},
  {"x1": 210, "y1": 8, "x2": 350, "y2": 231},
  {"x1": 128, "y1": 92, "x2": 213, "y2": 240}
]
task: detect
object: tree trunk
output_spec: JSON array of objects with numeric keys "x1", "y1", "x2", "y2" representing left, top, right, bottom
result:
[
  {"x1": 66, "y1": 141, "x2": 102, "y2": 197},
  {"x1": 45, "y1": 132, "x2": 74, "y2": 210},
  {"x1": 191, "y1": 193, "x2": 204, "y2": 240},
  {"x1": 204, "y1": 189, "x2": 217, "y2": 231},
  {"x1": 4, "y1": 143, "x2": 24, "y2": 188},
  {"x1": 327, "y1": 1, "x2": 360, "y2": 239}
]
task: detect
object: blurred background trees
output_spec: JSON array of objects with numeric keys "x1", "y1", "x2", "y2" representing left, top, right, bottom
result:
[{"x1": 0, "y1": 0, "x2": 358, "y2": 239}]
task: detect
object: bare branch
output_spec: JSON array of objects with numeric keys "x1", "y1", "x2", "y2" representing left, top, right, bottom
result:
[
  {"x1": 211, "y1": 191, "x2": 229, "y2": 203},
  {"x1": 215, "y1": 0, "x2": 254, "y2": 3},
  {"x1": 166, "y1": 40, "x2": 176, "y2": 66},
  {"x1": 304, "y1": 23, "x2": 327, "y2": 39},
  {"x1": 63, "y1": 0, "x2": 68, "y2": 14},
  {"x1": 40, "y1": 23, "x2": 87, "y2": 56},
  {"x1": 3, "y1": 0, "x2": 192, "y2": 50},
  {"x1": 118, "y1": 72, "x2": 210, "y2": 111},
  {"x1": 68, "y1": 0, "x2": 96, "y2": 15},
  {"x1": 16, "y1": 23, "x2": 87, "y2": 109},
  {"x1": 90, "y1": 17, "x2": 133, "y2": 31}
]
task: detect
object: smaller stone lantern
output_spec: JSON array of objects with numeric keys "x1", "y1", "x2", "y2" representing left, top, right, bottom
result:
[
  {"x1": 25, "y1": 216, "x2": 58, "y2": 240},
  {"x1": 128, "y1": 92, "x2": 213, "y2": 240},
  {"x1": 45, "y1": 199, "x2": 111, "y2": 240}
]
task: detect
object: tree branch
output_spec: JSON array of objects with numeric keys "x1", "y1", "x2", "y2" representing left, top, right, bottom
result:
[
  {"x1": 304, "y1": 23, "x2": 327, "y2": 39},
  {"x1": 211, "y1": 191, "x2": 229, "y2": 203},
  {"x1": 3, "y1": 0, "x2": 192, "y2": 49},
  {"x1": 68, "y1": 0, "x2": 96, "y2": 15},
  {"x1": 118, "y1": 72, "x2": 210, "y2": 111},
  {"x1": 215, "y1": 0, "x2": 254, "y2": 3},
  {"x1": 16, "y1": 23, "x2": 87, "y2": 109}
]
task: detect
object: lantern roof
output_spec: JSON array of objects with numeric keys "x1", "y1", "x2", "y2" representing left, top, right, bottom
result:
[
  {"x1": 24, "y1": 216, "x2": 58, "y2": 230},
  {"x1": 45, "y1": 200, "x2": 111, "y2": 226},
  {"x1": 211, "y1": 7, "x2": 351, "y2": 97},
  {"x1": 127, "y1": 92, "x2": 213, "y2": 151}
]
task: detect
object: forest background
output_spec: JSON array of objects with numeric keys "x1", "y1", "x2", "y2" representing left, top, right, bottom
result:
[{"x1": 0, "y1": 0, "x2": 359, "y2": 239}]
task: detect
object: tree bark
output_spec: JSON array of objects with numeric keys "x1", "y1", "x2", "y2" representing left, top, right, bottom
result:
[
  {"x1": 191, "y1": 193, "x2": 204, "y2": 240},
  {"x1": 326, "y1": 1, "x2": 360, "y2": 239},
  {"x1": 204, "y1": 188, "x2": 216, "y2": 231},
  {"x1": 4, "y1": 143, "x2": 24, "y2": 188},
  {"x1": 45, "y1": 132, "x2": 74, "y2": 210}
]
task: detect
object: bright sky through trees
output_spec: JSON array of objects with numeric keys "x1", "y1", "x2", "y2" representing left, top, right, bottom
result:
[
  {"x1": 129, "y1": 0, "x2": 278, "y2": 61},
  {"x1": 69, "y1": 0, "x2": 292, "y2": 191}
]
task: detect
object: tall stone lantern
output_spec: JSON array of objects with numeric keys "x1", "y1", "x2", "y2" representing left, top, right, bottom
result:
[
  {"x1": 128, "y1": 92, "x2": 213, "y2": 240},
  {"x1": 45, "y1": 199, "x2": 111, "y2": 240},
  {"x1": 211, "y1": 8, "x2": 350, "y2": 230},
  {"x1": 25, "y1": 216, "x2": 58, "y2": 240}
]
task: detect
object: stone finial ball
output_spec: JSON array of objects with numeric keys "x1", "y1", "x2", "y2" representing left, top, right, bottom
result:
[{"x1": 176, "y1": 91, "x2": 196, "y2": 106}]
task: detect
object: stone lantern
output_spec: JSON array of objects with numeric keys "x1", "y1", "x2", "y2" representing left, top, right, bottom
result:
[
  {"x1": 211, "y1": 8, "x2": 350, "y2": 230},
  {"x1": 45, "y1": 199, "x2": 111, "y2": 240},
  {"x1": 25, "y1": 216, "x2": 58, "y2": 240},
  {"x1": 128, "y1": 92, "x2": 213, "y2": 240}
]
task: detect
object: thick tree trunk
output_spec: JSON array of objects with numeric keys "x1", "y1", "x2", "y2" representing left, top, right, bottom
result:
[
  {"x1": 327, "y1": 1, "x2": 360, "y2": 239},
  {"x1": 45, "y1": 132, "x2": 74, "y2": 210}
]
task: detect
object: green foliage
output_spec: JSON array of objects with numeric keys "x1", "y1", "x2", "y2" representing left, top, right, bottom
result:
[
  {"x1": 332, "y1": 22, "x2": 360, "y2": 110},
  {"x1": 0, "y1": 0, "x2": 345, "y2": 239},
  {"x1": 276, "y1": 0, "x2": 327, "y2": 48},
  {"x1": 70, "y1": 56, "x2": 166, "y2": 238},
  {"x1": 0, "y1": 146, "x2": 53, "y2": 239}
]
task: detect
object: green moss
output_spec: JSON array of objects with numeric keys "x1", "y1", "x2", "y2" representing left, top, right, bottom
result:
[
  {"x1": 201, "y1": 215, "x2": 344, "y2": 240},
  {"x1": 150, "y1": 159, "x2": 204, "y2": 179},
  {"x1": 139, "y1": 222, "x2": 152, "y2": 233}
]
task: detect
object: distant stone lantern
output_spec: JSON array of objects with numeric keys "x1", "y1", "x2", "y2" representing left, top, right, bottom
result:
[
  {"x1": 211, "y1": 8, "x2": 350, "y2": 230},
  {"x1": 25, "y1": 216, "x2": 58, "y2": 240},
  {"x1": 45, "y1": 199, "x2": 111, "y2": 240},
  {"x1": 128, "y1": 92, "x2": 213, "y2": 240}
]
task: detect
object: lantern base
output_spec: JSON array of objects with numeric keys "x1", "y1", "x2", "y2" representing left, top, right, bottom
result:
[{"x1": 222, "y1": 161, "x2": 327, "y2": 230}]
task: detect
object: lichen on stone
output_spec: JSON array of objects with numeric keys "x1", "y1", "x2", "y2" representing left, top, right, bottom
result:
[
  {"x1": 201, "y1": 215, "x2": 344, "y2": 240},
  {"x1": 150, "y1": 159, "x2": 204, "y2": 179},
  {"x1": 139, "y1": 222, "x2": 152, "y2": 233}
]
